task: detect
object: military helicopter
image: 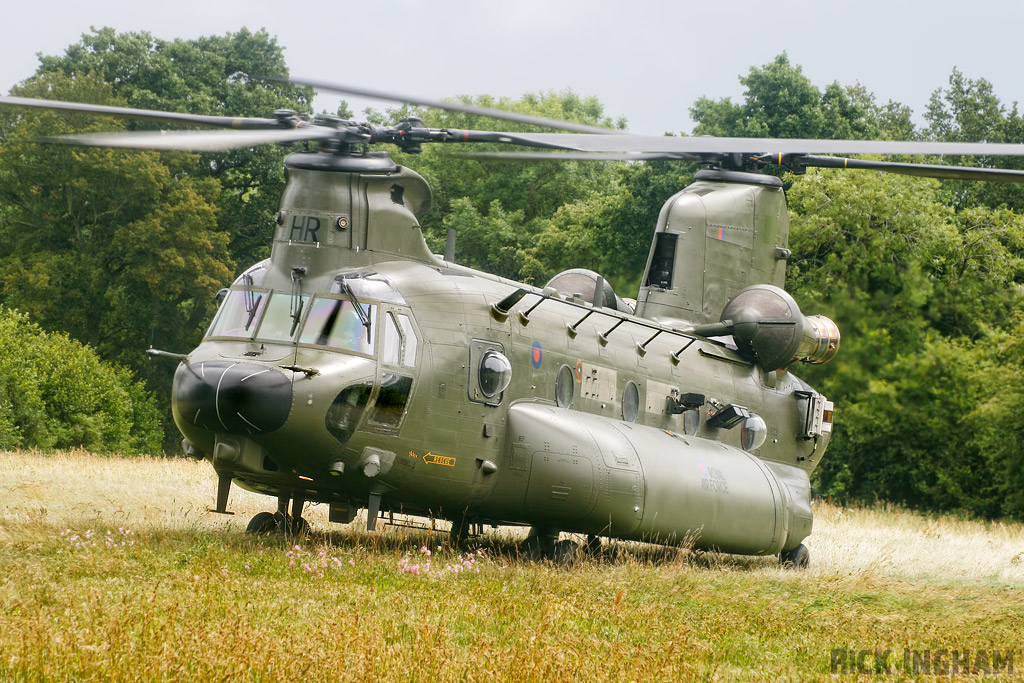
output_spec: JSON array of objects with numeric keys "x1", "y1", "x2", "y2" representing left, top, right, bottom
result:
[{"x1": 4, "y1": 84, "x2": 1024, "y2": 568}]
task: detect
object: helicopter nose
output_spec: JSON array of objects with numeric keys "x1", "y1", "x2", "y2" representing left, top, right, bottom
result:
[{"x1": 174, "y1": 361, "x2": 293, "y2": 434}]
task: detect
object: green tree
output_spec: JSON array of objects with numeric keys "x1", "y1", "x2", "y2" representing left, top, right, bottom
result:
[
  {"x1": 0, "y1": 306, "x2": 161, "y2": 453},
  {"x1": 786, "y1": 168, "x2": 1024, "y2": 516},
  {"x1": 968, "y1": 319, "x2": 1024, "y2": 518},
  {"x1": 0, "y1": 72, "x2": 233, "y2": 445},
  {"x1": 690, "y1": 53, "x2": 913, "y2": 141},
  {"x1": 33, "y1": 27, "x2": 315, "y2": 267},
  {"x1": 925, "y1": 68, "x2": 1024, "y2": 211}
]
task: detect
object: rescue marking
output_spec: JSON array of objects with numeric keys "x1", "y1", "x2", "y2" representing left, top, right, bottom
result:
[{"x1": 422, "y1": 452, "x2": 456, "y2": 467}]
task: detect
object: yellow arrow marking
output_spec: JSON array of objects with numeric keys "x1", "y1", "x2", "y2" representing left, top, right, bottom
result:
[{"x1": 422, "y1": 452, "x2": 456, "y2": 467}]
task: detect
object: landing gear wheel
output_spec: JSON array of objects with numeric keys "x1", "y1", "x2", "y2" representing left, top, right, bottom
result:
[
  {"x1": 519, "y1": 531, "x2": 556, "y2": 562},
  {"x1": 552, "y1": 539, "x2": 582, "y2": 566},
  {"x1": 273, "y1": 511, "x2": 309, "y2": 536},
  {"x1": 289, "y1": 515, "x2": 310, "y2": 536},
  {"x1": 780, "y1": 543, "x2": 810, "y2": 569},
  {"x1": 246, "y1": 511, "x2": 278, "y2": 534}
]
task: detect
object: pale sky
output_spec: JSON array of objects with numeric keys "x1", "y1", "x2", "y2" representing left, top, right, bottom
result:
[{"x1": 2, "y1": 0, "x2": 1021, "y2": 136}]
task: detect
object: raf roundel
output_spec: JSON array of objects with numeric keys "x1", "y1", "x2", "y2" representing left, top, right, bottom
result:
[{"x1": 531, "y1": 341, "x2": 543, "y2": 368}]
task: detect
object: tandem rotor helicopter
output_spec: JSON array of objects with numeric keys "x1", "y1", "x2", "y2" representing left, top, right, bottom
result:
[{"x1": 5, "y1": 81, "x2": 1024, "y2": 567}]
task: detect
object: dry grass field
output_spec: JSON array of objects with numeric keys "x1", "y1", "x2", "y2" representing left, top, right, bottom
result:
[{"x1": 2, "y1": 450, "x2": 1022, "y2": 681}]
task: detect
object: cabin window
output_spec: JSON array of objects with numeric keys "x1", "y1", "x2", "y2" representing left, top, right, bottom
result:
[
  {"x1": 468, "y1": 340, "x2": 510, "y2": 406},
  {"x1": 299, "y1": 297, "x2": 376, "y2": 354},
  {"x1": 645, "y1": 233, "x2": 677, "y2": 289},
  {"x1": 479, "y1": 351, "x2": 512, "y2": 398},
  {"x1": 741, "y1": 414, "x2": 768, "y2": 451},
  {"x1": 369, "y1": 374, "x2": 414, "y2": 429},
  {"x1": 555, "y1": 365, "x2": 574, "y2": 409},
  {"x1": 622, "y1": 381, "x2": 640, "y2": 423}
]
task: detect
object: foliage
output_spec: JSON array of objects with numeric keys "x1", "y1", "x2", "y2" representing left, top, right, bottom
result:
[
  {"x1": 925, "y1": 68, "x2": 1024, "y2": 212},
  {"x1": 32, "y1": 26, "x2": 315, "y2": 268},
  {"x1": 0, "y1": 71, "x2": 233, "y2": 445},
  {"x1": 368, "y1": 90, "x2": 628, "y2": 284},
  {"x1": 787, "y1": 168, "x2": 1024, "y2": 517},
  {"x1": 968, "y1": 320, "x2": 1024, "y2": 519},
  {"x1": 0, "y1": 307, "x2": 161, "y2": 452},
  {"x1": 690, "y1": 53, "x2": 913, "y2": 141}
]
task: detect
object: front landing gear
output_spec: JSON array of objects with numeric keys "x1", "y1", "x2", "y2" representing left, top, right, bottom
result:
[
  {"x1": 780, "y1": 543, "x2": 809, "y2": 569},
  {"x1": 245, "y1": 491, "x2": 308, "y2": 536}
]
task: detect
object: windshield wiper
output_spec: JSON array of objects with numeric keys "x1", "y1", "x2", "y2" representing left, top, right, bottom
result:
[
  {"x1": 289, "y1": 266, "x2": 307, "y2": 337},
  {"x1": 337, "y1": 277, "x2": 372, "y2": 341},
  {"x1": 241, "y1": 273, "x2": 263, "y2": 332}
]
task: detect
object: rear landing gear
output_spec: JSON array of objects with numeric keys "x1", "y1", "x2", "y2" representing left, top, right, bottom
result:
[
  {"x1": 519, "y1": 527, "x2": 580, "y2": 565},
  {"x1": 780, "y1": 543, "x2": 809, "y2": 569},
  {"x1": 245, "y1": 491, "x2": 308, "y2": 536}
]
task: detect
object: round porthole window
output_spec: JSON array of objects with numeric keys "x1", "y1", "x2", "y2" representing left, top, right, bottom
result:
[
  {"x1": 555, "y1": 364, "x2": 574, "y2": 408},
  {"x1": 622, "y1": 380, "x2": 639, "y2": 423},
  {"x1": 479, "y1": 350, "x2": 512, "y2": 398},
  {"x1": 741, "y1": 414, "x2": 768, "y2": 451}
]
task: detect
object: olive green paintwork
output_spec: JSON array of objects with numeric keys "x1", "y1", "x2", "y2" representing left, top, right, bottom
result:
[{"x1": 173, "y1": 153, "x2": 832, "y2": 556}]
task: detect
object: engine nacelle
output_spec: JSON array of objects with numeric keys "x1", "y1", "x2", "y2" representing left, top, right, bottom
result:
[{"x1": 691, "y1": 284, "x2": 840, "y2": 370}]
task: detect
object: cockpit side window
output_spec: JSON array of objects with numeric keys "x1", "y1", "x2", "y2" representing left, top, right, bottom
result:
[
  {"x1": 382, "y1": 312, "x2": 401, "y2": 365},
  {"x1": 397, "y1": 313, "x2": 418, "y2": 367}
]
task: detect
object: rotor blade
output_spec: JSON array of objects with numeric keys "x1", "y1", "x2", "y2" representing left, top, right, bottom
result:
[
  {"x1": 487, "y1": 133, "x2": 1024, "y2": 157},
  {"x1": 276, "y1": 77, "x2": 619, "y2": 135},
  {"x1": 799, "y1": 155, "x2": 1024, "y2": 183},
  {"x1": 459, "y1": 151, "x2": 703, "y2": 162},
  {"x1": 38, "y1": 127, "x2": 339, "y2": 151},
  {"x1": 0, "y1": 95, "x2": 288, "y2": 130}
]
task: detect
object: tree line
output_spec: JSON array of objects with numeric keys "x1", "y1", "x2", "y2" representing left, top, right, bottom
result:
[{"x1": 1, "y1": 32, "x2": 1022, "y2": 520}]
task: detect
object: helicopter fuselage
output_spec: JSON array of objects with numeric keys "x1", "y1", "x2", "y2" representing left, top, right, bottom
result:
[{"x1": 172, "y1": 153, "x2": 833, "y2": 556}]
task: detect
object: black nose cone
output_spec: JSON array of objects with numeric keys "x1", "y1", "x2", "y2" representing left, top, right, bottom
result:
[{"x1": 174, "y1": 361, "x2": 292, "y2": 434}]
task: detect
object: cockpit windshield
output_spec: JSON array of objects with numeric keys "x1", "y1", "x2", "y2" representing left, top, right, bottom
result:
[
  {"x1": 299, "y1": 298, "x2": 376, "y2": 355},
  {"x1": 205, "y1": 269, "x2": 394, "y2": 356}
]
